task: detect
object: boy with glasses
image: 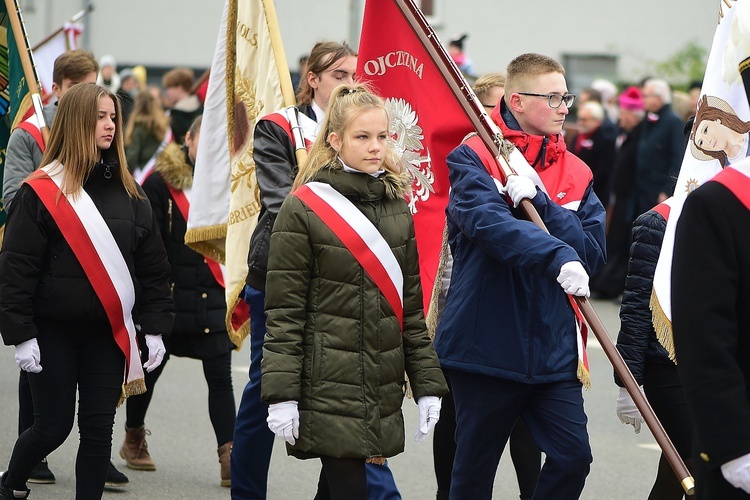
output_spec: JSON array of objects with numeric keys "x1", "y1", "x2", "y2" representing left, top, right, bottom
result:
[{"x1": 434, "y1": 52, "x2": 606, "y2": 499}]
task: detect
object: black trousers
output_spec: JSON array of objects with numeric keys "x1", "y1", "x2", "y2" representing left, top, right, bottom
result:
[
  {"x1": 313, "y1": 456, "x2": 368, "y2": 500},
  {"x1": 125, "y1": 336, "x2": 236, "y2": 446},
  {"x1": 4, "y1": 320, "x2": 124, "y2": 499},
  {"x1": 643, "y1": 361, "x2": 694, "y2": 500}
]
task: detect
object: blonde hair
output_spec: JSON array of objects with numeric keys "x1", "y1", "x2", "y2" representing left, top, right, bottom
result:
[
  {"x1": 505, "y1": 53, "x2": 565, "y2": 98},
  {"x1": 293, "y1": 83, "x2": 401, "y2": 190},
  {"x1": 40, "y1": 83, "x2": 141, "y2": 200},
  {"x1": 125, "y1": 90, "x2": 170, "y2": 144},
  {"x1": 473, "y1": 72, "x2": 506, "y2": 102}
]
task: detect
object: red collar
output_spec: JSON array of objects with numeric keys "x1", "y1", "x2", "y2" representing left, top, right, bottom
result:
[{"x1": 491, "y1": 106, "x2": 567, "y2": 171}]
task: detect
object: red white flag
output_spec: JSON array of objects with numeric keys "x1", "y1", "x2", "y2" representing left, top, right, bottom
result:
[{"x1": 357, "y1": 0, "x2": 473, "y2": 313}]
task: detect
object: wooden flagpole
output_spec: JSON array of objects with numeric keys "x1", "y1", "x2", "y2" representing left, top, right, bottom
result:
[
  {"x1": 261, "y1": 0, "x2": 307, "y2": 168},
  {"x1": 391, "y1": 0, "x2": 694, "y2": 494},
  {"x1": 4, "y1": 0, "x2": 49, "y2": 145}
]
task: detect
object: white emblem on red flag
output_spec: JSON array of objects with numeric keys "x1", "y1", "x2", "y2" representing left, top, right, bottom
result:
[{"x1": 385, "y1": 97, "x2": 434, "y2": 213}]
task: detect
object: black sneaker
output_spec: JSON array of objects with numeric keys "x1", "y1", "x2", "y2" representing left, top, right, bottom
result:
[
  {"x1": 0, "y1": 472, "x2": 30, "y2": 499},
  {"x1": 104, "y1": 460, "x2": 129, "y2": 489},
  {"x1": 27, "y1": 458, "x2": 55, "y2": 484}
]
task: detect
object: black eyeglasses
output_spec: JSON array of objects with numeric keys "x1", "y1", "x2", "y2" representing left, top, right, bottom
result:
[{"x1": 517, "y1": 92, "x2": 576, "y2": 109}]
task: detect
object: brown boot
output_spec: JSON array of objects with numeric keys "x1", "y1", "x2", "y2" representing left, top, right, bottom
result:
[
  {"x1": 119, "y1": 426, "x2": 156, "y2": 471},
  {"x1": 217, "y1": 441, "x2": 232, "y2": 487}
]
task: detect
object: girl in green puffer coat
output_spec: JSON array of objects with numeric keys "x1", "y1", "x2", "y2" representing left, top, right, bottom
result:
[{"x1": 260, "y1": 84, "x2": 448, "y2": 498}]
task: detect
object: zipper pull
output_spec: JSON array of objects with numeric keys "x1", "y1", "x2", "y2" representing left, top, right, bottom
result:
[{"x1": 103, "y1": 164, "x2": 112, "y2": 179}]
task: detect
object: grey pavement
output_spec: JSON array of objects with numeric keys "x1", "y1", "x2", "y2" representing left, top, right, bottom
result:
[{"x1": 0, "y1": 298, "x2": 675, "y2": 499}]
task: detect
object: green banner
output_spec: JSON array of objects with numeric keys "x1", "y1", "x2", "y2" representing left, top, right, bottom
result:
[{"x1": 1, "y1": 4, "x2": 32, "y2": 232}]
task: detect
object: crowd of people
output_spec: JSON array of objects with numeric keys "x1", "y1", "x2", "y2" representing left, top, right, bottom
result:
[{"x1": 1, "y1": 25, "x2": 749, "y2": 500}]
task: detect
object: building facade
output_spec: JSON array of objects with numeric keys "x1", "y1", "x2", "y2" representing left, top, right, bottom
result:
[{"x1": 18, "y1": 0, "x2": 719, "y2": 91}]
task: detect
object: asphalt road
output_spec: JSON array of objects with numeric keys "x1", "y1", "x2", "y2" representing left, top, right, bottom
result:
[{"x1": 0, "y1": 298, "x2": 676, "y2": 499}]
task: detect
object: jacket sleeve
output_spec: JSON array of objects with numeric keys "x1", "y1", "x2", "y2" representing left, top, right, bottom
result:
[
  {"x1": 2, "y1": 129, "x2": 43, "y2": 211},
  {"x1": 261, "y1": 196, "x2": 310, "y2": 402},
  {"x1": 132, "y1": 191, "x2": 175, "y2": 337},
  {"x1": 254, "y1": 118, "x2": 297, "y2": 219},
  {"x1": 0, "y1": 186, "x2": 47, "y2": 345},
  {"x1": 400, "y1": 211, "x2": 448, "y2": 400},
  {"x1": 447, "y1": 145, "x2": 580, "y2": 280},
  {"x1": 529, "y1": 179, "x2": 607, "y2": 275},
  {"x1": 614, "y1": 210, "x2": 665, "y2": 386}
]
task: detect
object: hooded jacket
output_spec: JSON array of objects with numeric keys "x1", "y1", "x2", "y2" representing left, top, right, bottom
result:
[
  {"x1": 261, "y1": 164, "x2": 447, "y2": 460},
  {"x1": 434, "y1": 102, "x2": 606, "y2": 383}
]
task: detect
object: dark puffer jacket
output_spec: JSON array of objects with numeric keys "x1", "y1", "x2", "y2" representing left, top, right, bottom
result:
[
  {"x1": 261, "y1": 165, "x2": 448, "y2": 460},
  {"x1": 0, "y1": 161, "x2": 174, "y2": 346},
  {"x1": 615, "y1": 208, "x2": 673, "y2": 386},
  {"x1": 141, "y1": 144, "x2": 229, "y2": 343}
]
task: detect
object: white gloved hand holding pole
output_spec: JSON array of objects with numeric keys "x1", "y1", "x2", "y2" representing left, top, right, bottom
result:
[
  {"x1": 143, "y1": 334, "x2": 166, "y2": 372},
  {"x1": 415, "y1": 396, "x2": 441, "y2": 443},
  {"x1": 267, "y1": 401, "x2": 299, "y2": 445},
  {"x1": 501, "y1": 175, "x2": 537, "y2": 208},
  {"x1": 15, "y1": 338, "x2": 42, "y2": 373},
  {"x1": 616, "y1": 386, "x2": 644, "y2": 434},
  {"x1": 557, "y1": 261, "x2": 590, "y2": 297},
  {"x1": 722, "y1": 453, "x2": 750, "y2": 493}
]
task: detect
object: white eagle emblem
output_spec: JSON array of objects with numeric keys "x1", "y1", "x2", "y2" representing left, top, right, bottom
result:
[{"x1": 384, "y1": 97, "x2": 434, "y2": 214}]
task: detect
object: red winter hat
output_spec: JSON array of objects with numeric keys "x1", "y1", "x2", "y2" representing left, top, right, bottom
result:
[{"x1": 618, "y1": 86, "x2": 643, "y2": 110}]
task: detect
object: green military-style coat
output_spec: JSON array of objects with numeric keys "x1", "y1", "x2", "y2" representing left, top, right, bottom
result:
[{"x1": 261, "y1": 163, "x2": 447, "y2": 460}]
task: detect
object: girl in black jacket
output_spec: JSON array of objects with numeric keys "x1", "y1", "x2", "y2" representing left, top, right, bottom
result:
[
  {"x1": 614, "y1": 202, "x2": 693, "y2": 499},
  {"x1": 0, "y1": 83, "x2": 174, "y2": 499}
]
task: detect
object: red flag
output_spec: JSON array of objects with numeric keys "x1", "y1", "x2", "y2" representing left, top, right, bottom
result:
[{"x1": 357, "y1": 0, "x2": 473, "y2": 312}]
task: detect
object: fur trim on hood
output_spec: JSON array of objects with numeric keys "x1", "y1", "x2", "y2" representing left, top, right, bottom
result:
[{"x1": 154, "y1": 143, "x2": 193, "y2": 190}]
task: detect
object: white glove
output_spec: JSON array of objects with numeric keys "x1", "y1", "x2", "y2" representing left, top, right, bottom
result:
[
  {"x1": 267, "y1": 401, "x2": 299, "y2": 445},
  {"x1": 722, "y1": 453, "x2": 750, "y2": 493},
  {"x1": 15, "y1": 338, "x2": 42, "y2": 373},
  {"x1": 415, "y1": 396, "x2": 441, "y2": 443},
  {"x1": 616, "y1": 386, "x2": 644, "y2": 434},
  {"x1": 556, "y1": 261, "x2": 590, "y2": 297},
  {"x1": 143, "y1": 334, "x2": 166, "y2": 372},
  {"x1": 501, "y1": 175, "x2": 537, "y2": 208}
]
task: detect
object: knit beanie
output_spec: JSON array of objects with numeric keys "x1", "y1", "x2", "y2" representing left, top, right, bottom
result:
[{"x1": 618, "y1": 86, "x2": 643, "y2": 110}]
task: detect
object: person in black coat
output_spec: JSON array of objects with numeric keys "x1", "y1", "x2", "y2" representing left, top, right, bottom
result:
[
  {"x1": 590, "y1": 87, "x2": 646, "y2": 299},
  {"x1": 614, "y1": 203, "x2": 693, "y2": 499},
  {"x1": 571, "y1": 100, "x2": 617, "y2": 207},
  {"x1": 673, "y1": 164, "x2": 750, "y2": 499},
  {"x1": 0, "y1": 83, "x2": 173, "y2": 499},
  {"x1": 122, "y1": 116, "x2": 236, "y2": 487}
]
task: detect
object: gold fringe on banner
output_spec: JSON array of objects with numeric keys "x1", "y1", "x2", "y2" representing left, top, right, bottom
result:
[
  {"x1": 227, "y1": 281, "x2": 250, "y2": 348},
  {"x1": 577, "y1": 360, "x2": 591, "y2": 390},
  {"x1": 425, "y1": 222, "x2": 450, "y2": 340},
  {"x1": 184, "y1": 225, "x2": 227, "y2": 265},
  {"x1": 650, "y1": 288, "x2": 677, "y2": 362}
]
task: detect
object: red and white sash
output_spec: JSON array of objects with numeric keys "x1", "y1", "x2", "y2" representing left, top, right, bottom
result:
[
  {"x1": 166, "y1": 184, "x2": 227, "y2": 289},
  {"x1": 17, "y1": 113, "x2": 45, "y2": 153},
  {"x1": 25, "y1": 162, "x2": 145, "y2": 401},
  {"x1": 294, "y1": 181, "x2": 405, "y2": 330},
  {"x1": 262, "y1": 106, "x2": 319, "y2": 150},
  {"x1": 712, "y1": 162, "x2": 750, "y2": 210},
  {"x1": 133, "y1": 129, "x2": 174, "y2": 185}
]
